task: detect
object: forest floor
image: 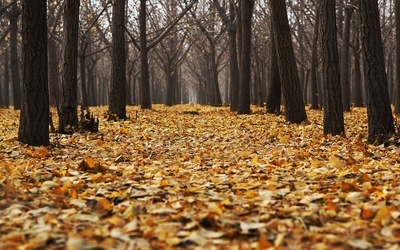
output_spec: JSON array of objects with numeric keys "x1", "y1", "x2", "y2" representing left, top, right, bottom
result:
[{"x1": 0, "y1": 104, "x2": 399, "y2": 250}]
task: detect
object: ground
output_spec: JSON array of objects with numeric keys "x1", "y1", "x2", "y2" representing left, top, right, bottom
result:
[{"x1": 0, "y1": 105, "x2": 399, "y2": 250}]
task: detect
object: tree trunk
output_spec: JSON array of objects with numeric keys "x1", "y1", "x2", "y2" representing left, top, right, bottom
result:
[
  {"x1": 48, "y1": 37, "x2": 60, "y2": 107},
  {"x1": 109, "y1": 0, "x2": 127, "y2": 119},
  {"x1": 8, "y1": 4, "x2": 21, "y2": 110},
  {"x1": 18, "y1": 0, "x2": 49, "y2": 146},
  {"x1": 352, "y1": 10, "x2": 363, "y2": 107},
  {"x1": 269, "y1": 0, "x2": 307, "y2": 123},
  {"x1": 310, "y1": 6, "x2": 320, "y2": 109},
  {"x1": 395, "y1": 0, "x2": 400, "y2": 114},
  {"x1": 237, "y1": 0, "x2": 254, "y2": 114},
  {"x1": 359, "y1": 0, "x2": 395, "y2": 144},
  {"x1": 3, "y1": 47, "x2": 10, "y2": 106},
  {"x1": 228, "y1": 1, "x2": 239, "y2": 112},
  {"x1": 59, "y1": 0, "x2": 80, "y2": 133},
  {"x1": 320, "y1": 0, "x2": 345, "y2": 136},
  {"x1": 340, "y1": 5, "x2": 354, "y2": 112},
  {"x1": 139, "y1": 0, "x2": 151, "y2": 109},
  {"x1": 266, "y1": 31, "x2": 281, "y2": 114}
]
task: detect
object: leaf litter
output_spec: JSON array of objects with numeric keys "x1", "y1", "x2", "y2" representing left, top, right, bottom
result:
[{"x1": 0, "y1": 105, "x2": 399, "y2": 249}]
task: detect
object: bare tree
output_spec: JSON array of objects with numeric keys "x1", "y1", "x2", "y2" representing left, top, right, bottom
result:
[
  {"x1": 395, "y1": 0, "x2": 400, "y2": 114},
  {"x1": 237, "y1": 0, "x2": 254, "y2": 114},
  {"x1": 59, "y1": 0, "x2": 80, "y2": 133},
  {"x1": 359, "y1": 0, "x2": 395, "y2": 144},
  {"x1": 18, "y1": 0, "x2": 49, "y2": 146},
  {"x1": 269, "y1": 0, "x2": 307, "y2": 123},
  {"x1": 320, "y1": 0, "x2": 344, "y2": 136},
  {"x1": 109, "y1": 0, "x2": 127, "y2": 119}
]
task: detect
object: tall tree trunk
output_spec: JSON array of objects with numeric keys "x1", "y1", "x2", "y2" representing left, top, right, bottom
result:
[
  {"x1": 18, "y1": 0, "x2": 49, "y2": 146},
  {"x1": 59, "y1": 0, "x2": 80, "y2": 133},
  {"x1": 269, "y1": 0, "x2": 307, "y2": 123},
  {"x1": 237, "y1": 0, "x2": 254, "y2": 114},
  {"x1": 48, "y1": 37, "x2": 60, "y2": 107},
  {"x1": 320, "y1": 0, "x2": 345, "y2": 136},
  {"x1": 359, "y1": 0, "x2": 395, "y2": 144},
  {"x1": 352, "y1": 10, "x2": 363, "y2": 107},
  {"x1": 3, "y1": 47, "x2": 10, "y2": 106},
  {"x1": 266, "y1": 31, "x2": 281, "y2": 114},
  {"x1": 310, "y1": 6, "x2": 320, "y2": 109},
  {"x1": 109, "y1": 0, "x2": 127, "y2": 119},
  {"x1": 8, "y1": 4, "x2": 21, "y2": 110},
  {"x1": 139, "y1": 0, "x2": 151, "y2": 109},
  {"x1": 228, "y1": 1, "x2": 239, "y2": 112},
  {"x1": 395, "y1": 0, "x2": 400, "y2": 114},
  {"x1": 340, "y1": 5, "x2": 354, "y2": 112}
]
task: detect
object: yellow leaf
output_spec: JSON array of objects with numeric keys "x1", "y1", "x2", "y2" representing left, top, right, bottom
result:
[
  {"x1": 373, "y1": 205, "x2": 391, "y2": 225},
  {"x1": 329, "y1": 154, "x2": 345, "y2": 168}
]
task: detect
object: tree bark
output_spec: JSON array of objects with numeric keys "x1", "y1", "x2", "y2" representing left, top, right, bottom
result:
[
  {"x1": 18, "y1": 0, "x2": 49, "y2": 146},
  {"x1": 139, "y1": 0, "x2": 151, "y2": 109},
  {"x1": 359, "y1": 0, "x2": 395, "y2": 144},
  {"x1": 320, "y1": 0, "x2": 345, "y2": 136},
  {"x1": 269, "y1": 0, "x2": 307, "y2": 123},
  {"x1": 266, "y1": 31, "x2": 281, "y2": 114},
  {"x1": 59, "y1": 0, "x2": 80, "y2": 133},
  {"x1": 310, "y1": 5, "x2": 320, "y2": 110},
  {"x1": 237, "y1": 0, "x2": 254, "y2": 114},
  {"x1": 395, "y1": 0, "x2": 400, "y2": 114},
  {"x1": 3, "y1": 47, "x2": 10, "y2": 106},
  {"x1": 109, "y1": 0, "x2": 127, "y2": 119},
  {"x1": 8, "y1": 4, "x2": 21, "y2": 110}
]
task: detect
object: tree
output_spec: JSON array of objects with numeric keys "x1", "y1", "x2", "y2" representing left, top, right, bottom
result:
[
  {"x1": 359, "y1": 0, "x2": 395, "y2": 144},
  {"x1": 266, "y1": 30, "x2": 281, "y2": 114},
  {"x1": 320, "y1": 0, "x2": 344, "y2": 136},
  {"x1": 18, "y1": 0, "x2": 49, "y2": 146},
  {"x1": 213, "y1": 0, "x2": 239, "y2": 112},
  {"x1": 237, "y1": 0, "x2": 254, "y2": 114},
  {"x1": 269, "y1": 0, "x2": 307, "y2": 123},
  {"x1": 7, "y1": 3, "x2": 21, "y2": 110},
  {"x1": 340, "y1": 4, "x2": 354, "y2": 112},
  {"x1": 58, "y1": 0, "x2": 80, "y2": 133},
  {"x1": 395, "y1": 0, "x2": 400, "y2": 114},
  {"x1": 309, "y1": 5, "x2": 320, "y2": 110},
  {"x1": 109, "y1": 0, "x2": 127, "y2": 119}
]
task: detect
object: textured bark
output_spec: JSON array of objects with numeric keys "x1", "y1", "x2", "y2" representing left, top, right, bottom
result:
[
  {"x1": 109, "y1": 0, "x2": 127, "y2": 119},
  {"x1": 320, "y1": 0, "x2": 344, "y2": 136},
  {"x1": 8, "y1": 4, "x2": 21, "y2": 110},
  {"x1": 269, "y1": 0, "x2": 307, "y2": 123},
  {"x1": 3, "y1": 47, "x2": 10, "y2": 106},
  {"x1": 352, "y1": 10, "x2": 363, "y2": 107},
  {"x1": 228, "y1": 1, "x2": 239, "y2": 112},
  {"x1": 237, "y1": 0, "x2": 254, "y2": 114},
  {"x1": 309, "y1": 7, "x2": 320, "y2": 110},
  {"x1": 395, "y1": 0, "x2": 400, "y2": 114},
  {"x1": 266, "y1": 31, "x2": 281, "y2": 114},
  {"x1": 340, "y1": 5, "x2": 354, "y2": 112},
  {"x1": 18, "y1": 0, "x2": 49, "y2": 146},
  {"x1": 48, "y1": 37, "x2": 60, "y2": 107},
  {"x1": 59, "y1": 0, "x2": 80, "y2": 133},
  {"x1": 359, "y1": 0, "x2": 395, "y2": 144},
  {"x1": 139, "y1": 0, "x2": 151, "y2": 109}
]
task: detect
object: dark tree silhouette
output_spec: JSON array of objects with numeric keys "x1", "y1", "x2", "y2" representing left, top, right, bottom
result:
[
  {"x1": 266, "y1": 31, "x2": 281, "y2": 114},
  {"x1": 59, "y1": 0, "x2": 80, "y2": 133},
  {"x1": 320, "y1": 1, "x2": 344, "y2": 136},
  {"x1": 18, "y1": 0, "x2": 49, "y2": 146},
  {"x1": 269, "y1": 0, "x2": 307, "y2": 123},
  {"x1": 237, "y1": 0, "x2": 254, "y2": 114},
  {"x1": 109, "y1": 0, "x2": 127, "y2": 119},
  {"x1": 395, "y1": 0, "x2": 400, "y2": 114},
  {"x1": 359, "y1": 0, "x2": 395, "y2": 144}
]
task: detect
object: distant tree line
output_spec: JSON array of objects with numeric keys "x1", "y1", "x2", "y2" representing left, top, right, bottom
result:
[{"x1": 0, "y1": 0, "x2": 398, "y2": 145}]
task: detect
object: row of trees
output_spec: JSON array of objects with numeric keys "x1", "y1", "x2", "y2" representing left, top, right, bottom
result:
[{"x1": 0, "y1": 0, "x2": 399, "y2": 146}]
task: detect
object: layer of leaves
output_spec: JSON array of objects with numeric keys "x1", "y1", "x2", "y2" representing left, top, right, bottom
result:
[{"x1": 0, "y1": 105, "x2": 399, "y2": 249}]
